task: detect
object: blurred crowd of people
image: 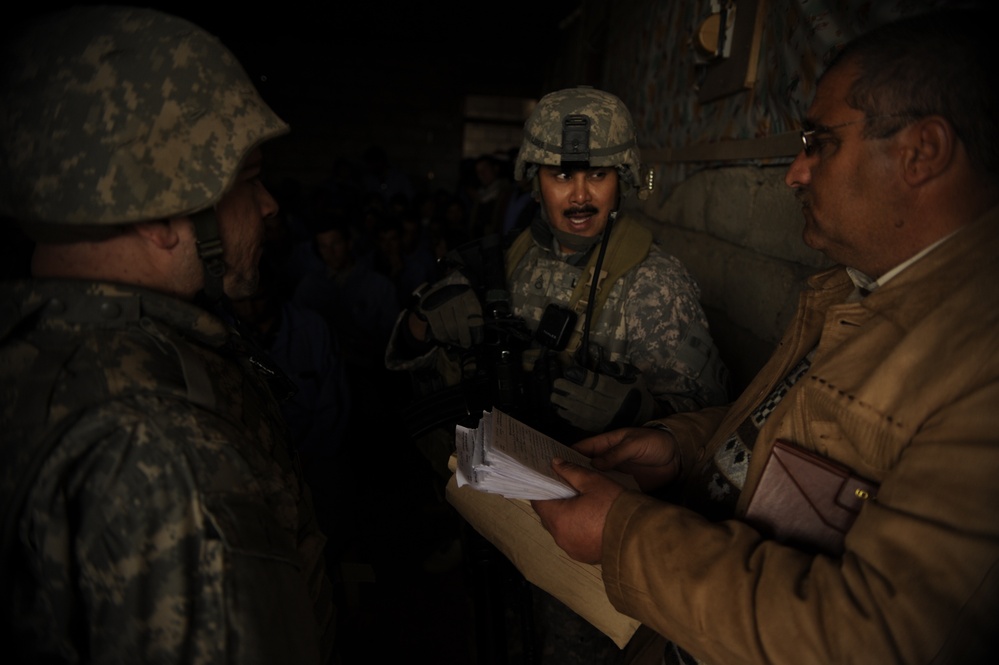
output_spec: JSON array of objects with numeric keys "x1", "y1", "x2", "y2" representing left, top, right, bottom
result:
[
  {"x1": 235, "y1": 144, "x2": 536, "y2": 649},
  {"x1": 248, "y1": 145, "x2": 535, "y2": 463}
]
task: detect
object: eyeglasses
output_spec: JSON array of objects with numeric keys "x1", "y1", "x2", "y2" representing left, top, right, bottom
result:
[
  {"x1": 800, "y1": 114, "x2": 916, "y2": 157},
  {"x1": 800, "y1": 119, "x2": 865, "y2": 157}
]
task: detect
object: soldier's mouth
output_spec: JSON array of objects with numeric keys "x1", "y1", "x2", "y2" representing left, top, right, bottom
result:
[{"x1": 564, "y1": 206, "x2": 600, "y2": 225}]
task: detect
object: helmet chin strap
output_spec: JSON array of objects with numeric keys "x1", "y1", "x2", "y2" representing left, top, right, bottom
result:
[{"x1": 190, "y1": 208, "x2": 226, "y2": 302}]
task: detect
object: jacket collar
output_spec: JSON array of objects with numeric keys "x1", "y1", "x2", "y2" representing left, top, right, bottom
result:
[{"x1": 806, "y1": 204, "x2": 999, "y2": 329}]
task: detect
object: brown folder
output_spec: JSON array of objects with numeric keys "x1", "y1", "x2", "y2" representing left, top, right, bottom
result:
[{"x1": 744, "y1": 439, "x2": 878, "y2": 556}]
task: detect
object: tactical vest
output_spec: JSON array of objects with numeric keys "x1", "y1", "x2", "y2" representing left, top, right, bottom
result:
[
  {"x1": 504, "y1": 214, "x2": 654, "y2": 366},
  {"x1": 0, "y1": 285, "x2": 292, "y2": 610}
]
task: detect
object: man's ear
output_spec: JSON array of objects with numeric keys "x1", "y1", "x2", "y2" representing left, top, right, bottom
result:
[
  {"x1": 899, "y1": 115, "x2": 955, "y2": 187},
  {"x1": 133, "y1": 218, "x2": 184, "y2": 250}
]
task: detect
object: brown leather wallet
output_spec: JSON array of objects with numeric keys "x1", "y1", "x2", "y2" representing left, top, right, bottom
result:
[{"x1": 744, "y1": 439, "x2": 879, "y2": 555}]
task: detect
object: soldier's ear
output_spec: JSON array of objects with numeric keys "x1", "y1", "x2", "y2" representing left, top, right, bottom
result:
[{"x1": 134, "y1": 219, "x2": 184, "y2": 250}]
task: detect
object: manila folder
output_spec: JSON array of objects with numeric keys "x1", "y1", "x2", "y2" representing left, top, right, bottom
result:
[{"x1": 445, "y1": 463, "x2": 640, "y2": 649}]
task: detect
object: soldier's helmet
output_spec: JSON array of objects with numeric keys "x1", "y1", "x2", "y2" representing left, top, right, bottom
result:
[
  {"x1": 0, "y1": 6, "x2": 288, "y2": 233},
  {"x1": 514, "y1": 86, "x2": 648, "y2": 200}
]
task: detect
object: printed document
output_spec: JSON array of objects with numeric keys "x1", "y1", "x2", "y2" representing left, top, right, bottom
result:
[{"x1": 455, "y1": 409, "x2": 637, "y2": 500}]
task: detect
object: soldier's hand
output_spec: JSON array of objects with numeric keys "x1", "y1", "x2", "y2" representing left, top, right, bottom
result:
[
  {"x1": 551, "y1": 361, "x2": 655, "y2": 432},
  {"x1": 415, "y1": 282, "x2": 484, "y2": 348}
]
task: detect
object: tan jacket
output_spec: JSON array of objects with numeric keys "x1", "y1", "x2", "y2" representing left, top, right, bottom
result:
[{"x1": 602, "y1": 206, "x2": 999, "y2": 664}]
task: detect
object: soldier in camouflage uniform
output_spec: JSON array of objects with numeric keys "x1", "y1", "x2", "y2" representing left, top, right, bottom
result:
[
  {"x1": 387, "y1": 87, "x2": 729, "y2": 663},
  {"x1": 388, "y1": 86, "x2": 728, "y2": 444},
  {"x1": 0, "y1": 7, "x2": 336, "y2": 664}
]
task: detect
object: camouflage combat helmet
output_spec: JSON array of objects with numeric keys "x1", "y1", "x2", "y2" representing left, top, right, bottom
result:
[
  {"x1": 0, "y1": 6, "x2": 288, "y2": 300},
  {"x1": 514, "y1": 86, "x2": 648, "y2": 200}
]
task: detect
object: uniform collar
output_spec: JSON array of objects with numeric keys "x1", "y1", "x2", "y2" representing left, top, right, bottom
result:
[{"x1": 4, "y1": 279, "x2": 231, "y2": 347}]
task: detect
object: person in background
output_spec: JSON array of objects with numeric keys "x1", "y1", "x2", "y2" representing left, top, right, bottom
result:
[
  {"x1": 468, "y1": 153, "x2": 514, "y2": 239},
  {"x1": 230, "y1": 260, "x2": 351, "y2": 465}
]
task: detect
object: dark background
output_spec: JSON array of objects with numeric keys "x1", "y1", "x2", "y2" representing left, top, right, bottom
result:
[
  {"x1": 10, "y1": 2, "x2": 586, "y2": 197},
  {"x1": 13, "y1": 2, "x2": 581, "y2": 100}
]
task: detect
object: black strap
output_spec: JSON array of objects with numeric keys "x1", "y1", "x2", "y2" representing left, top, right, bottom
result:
[
  {"x1": 576, "y1": 212, "x2": 616, "y2": 369},
  {"x1": 191, "y1": 208, "x2": 226, "y2": 302}
]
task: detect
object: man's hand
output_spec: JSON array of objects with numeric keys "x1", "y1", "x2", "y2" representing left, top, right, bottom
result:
[
  {"x1": 551, "y1": 361, "x2": 655, "y2": 432},
  {"x1": 531, "y1": 458, "x2": 626, "y2": 564},
  {"x1": 572, "y1": 427, "x2": 682, "y2": 492},
  {"x1": 414, "y1": 282, "x2": 484, "y2": 348}
]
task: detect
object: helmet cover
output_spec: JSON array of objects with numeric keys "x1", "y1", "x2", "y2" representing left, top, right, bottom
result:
[
  {"x1": 0, "y1": 6, "x2": 289, "y2": 227},
  {"x1": 514, "y1": 86, "x2": 644, "y2": 197}
]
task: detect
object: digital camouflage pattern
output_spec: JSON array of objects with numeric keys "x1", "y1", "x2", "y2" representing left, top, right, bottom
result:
[
  {"x1": 386, "y1": 216, "x2": 729, "y2": 420},
  {"x1": 506, "y1": 223, "x2": 729, "y2": 416},
  {"x1": 514, "y1": 86, "x2": 647, "y2": 199},
  {"x1": 0, "y1": 280, "x2": 335, "y2": 663},
  {"x1": 0, "y1": 6, "x2": 288, "y2": 227}
]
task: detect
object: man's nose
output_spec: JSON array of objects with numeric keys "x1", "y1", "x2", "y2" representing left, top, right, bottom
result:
[
  {"x1": 257, "y1": 182, "x2": 279, "y2": 218},
  {"x1": 568, "y1": 172, "x2": 591, "y2": 203},
  {"x1": 784, "y1": 150, "x2": 813, "y2": 189}
]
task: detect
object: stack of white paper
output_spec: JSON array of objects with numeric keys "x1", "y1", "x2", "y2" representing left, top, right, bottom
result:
[{"x1": 454, "y1": 409, "x2": 635, "y2": 500}]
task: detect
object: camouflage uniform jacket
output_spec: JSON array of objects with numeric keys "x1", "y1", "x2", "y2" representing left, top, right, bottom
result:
[
  {"x1": 0, "y1": 280, "x2": 335, "y2": 664},
  {"x1": 386, "y1": 216, "x2": 729, "y2": 420},
  {"x1": 505, "y1": 219, "x2": 728, "y2": 416}
]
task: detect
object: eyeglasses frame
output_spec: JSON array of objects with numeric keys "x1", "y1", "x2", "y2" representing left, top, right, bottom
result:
[{"x1": 799, "y1": 113, "x2": 917, "y2": 157}]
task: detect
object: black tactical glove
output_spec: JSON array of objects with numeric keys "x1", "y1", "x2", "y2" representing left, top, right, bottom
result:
[
  {"x1": 415, "y1": 281, "x2": 484, "y2": 349},
  {"x1": 551, "y1": 360, "x2": 655, "y2": 432}
]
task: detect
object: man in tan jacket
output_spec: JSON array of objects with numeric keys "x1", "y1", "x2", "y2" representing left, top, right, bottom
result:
[{"x1": 533, "y1": 8, "x2": 999, "y2": 664}]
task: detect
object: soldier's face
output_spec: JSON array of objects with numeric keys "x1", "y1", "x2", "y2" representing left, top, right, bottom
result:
[
  {"x1": 538, "y1": 166, "x2": 619, "y2": 251},
  {"x1": 215, "y1": 149, "x2": 278, "y2": 299}
]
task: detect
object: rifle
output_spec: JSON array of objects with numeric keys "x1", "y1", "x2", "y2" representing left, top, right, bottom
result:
[
  {"x1": 399, "y1": 233, "x2": 533, "y2": 439},
  {"x1": 399, "y1": 227, "x2": 599, "y2": 442}
]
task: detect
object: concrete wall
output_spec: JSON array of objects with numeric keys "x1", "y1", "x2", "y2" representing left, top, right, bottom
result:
[
  {"x1": 541, "y1": 0, "x2": 955, "y2": 392},
  {"x1": 624, "y1": 165, "x2": 831, "y2": 393}
]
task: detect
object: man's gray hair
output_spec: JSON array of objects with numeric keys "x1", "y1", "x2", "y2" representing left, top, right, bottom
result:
[{"x1": 826, "y1": 7, "x2": 997, "y2": 174}]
